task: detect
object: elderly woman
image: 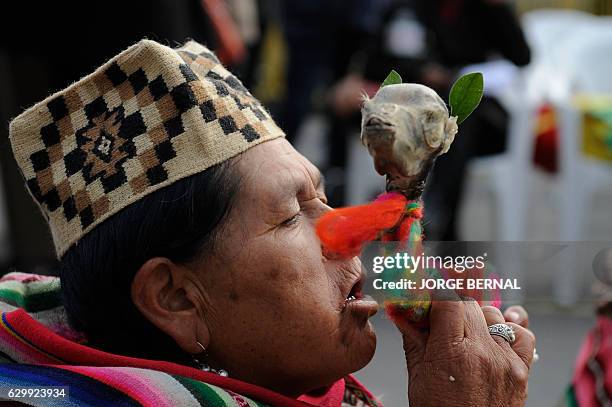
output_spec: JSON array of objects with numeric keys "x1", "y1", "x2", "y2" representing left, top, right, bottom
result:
[{"x1": 0, "y1": 40, "x2": 534, "y2": 406}]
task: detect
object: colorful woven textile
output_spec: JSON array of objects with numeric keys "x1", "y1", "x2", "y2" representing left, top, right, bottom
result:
[
  {"x1": 0, "y1": 363, "x2": 268, "y2": 407},
  {"x1": 566, "y1": 316, "x2": 612, "y2": 407},
  {"x1": 0, "y1": 273, "x2": 380, "y2": 406},
  {"x1": 0, "y1": 272, "x2": 61, "y2": 312}
]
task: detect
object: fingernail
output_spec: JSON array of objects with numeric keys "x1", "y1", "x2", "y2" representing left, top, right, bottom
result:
[{"x1": 507, "y1": 311, "x2": 520, "y2": 322}]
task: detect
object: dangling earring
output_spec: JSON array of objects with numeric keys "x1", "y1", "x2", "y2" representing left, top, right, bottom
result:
[{"x1": 193, "y1": 341, "x2": 229, "y2": 377}]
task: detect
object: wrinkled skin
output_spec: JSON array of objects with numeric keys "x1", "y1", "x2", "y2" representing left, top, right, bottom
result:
[
  {"x1": 132, "y1": 138, "x2": 379, "y2": 397},
  {"x1": 361, "y1": 83, "x2": 458, "y2": 198},
  {"x1": 400, "y1": 301, "x2": 535, "y2": 407},
  {"x1": 132, "y1": 138, "x2": 535, "y2": 405}
]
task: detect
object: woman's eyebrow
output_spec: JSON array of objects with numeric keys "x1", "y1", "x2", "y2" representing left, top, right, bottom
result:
[{"x1": 302, "y1": 170, "x2": 326, "y2": 197}]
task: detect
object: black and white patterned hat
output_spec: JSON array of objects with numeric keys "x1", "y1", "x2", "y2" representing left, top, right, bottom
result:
[{"x1": 9, "y1": 39, "x2": 285, "y2": 257}]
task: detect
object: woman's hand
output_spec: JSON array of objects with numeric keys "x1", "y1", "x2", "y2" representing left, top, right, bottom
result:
[{"x1": 395, "y1": 298, "x2": 535, "y2": 407}]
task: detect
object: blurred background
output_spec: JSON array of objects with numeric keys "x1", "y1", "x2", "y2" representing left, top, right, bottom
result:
[{"x1": 2, "y1": 0, "x2": 612, "y2": 405}]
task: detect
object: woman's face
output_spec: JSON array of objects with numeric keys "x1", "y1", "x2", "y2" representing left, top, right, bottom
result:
[{"x1": 196, "y1": 138, "x2": 377, "y2": 396}]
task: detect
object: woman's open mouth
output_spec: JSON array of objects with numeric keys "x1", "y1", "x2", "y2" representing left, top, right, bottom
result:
[
  {"x1": 342, "y1": 271, "x2": 378, "y2": 317},
  {"x1": 345, "y1": 276, "x2": 364, "y2": 303}
]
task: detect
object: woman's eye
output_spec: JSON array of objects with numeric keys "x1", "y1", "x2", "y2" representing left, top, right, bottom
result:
[{"x1": 281, "y1": 213, "x2": 301, "y2": 227}]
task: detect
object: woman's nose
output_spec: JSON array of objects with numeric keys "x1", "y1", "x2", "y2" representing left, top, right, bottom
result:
[
  {"x1": 320, "y1": 201, "x2": 333, "y2": 213},
  {"x1": 317, "y1": 203, "x2": 352, "y2": 261}
]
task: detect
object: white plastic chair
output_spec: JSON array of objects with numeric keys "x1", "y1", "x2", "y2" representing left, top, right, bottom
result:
[
  {"x1": 445, "y1": 9, "x2": 596, "y2": 245},
  {"x1": 522, "y1": 8, "x2": 594, "y2": 62},
  {"x1": 462, "y1": 9, "x2": 604, "y2": 306},
  {"x1": 467, "y1": 10, "x2": 607, "y2": 243},
  {"x1": 520, "y1": 9, "x2": 595, "y2": 101},
  {"x1": 466, "y1": 86, "x2": 537, "y2": 242}
]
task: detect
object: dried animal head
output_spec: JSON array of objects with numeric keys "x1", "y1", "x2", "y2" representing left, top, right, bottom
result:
[{"x1": 361, "y1": 83, "x2": 458, "y2": 198}]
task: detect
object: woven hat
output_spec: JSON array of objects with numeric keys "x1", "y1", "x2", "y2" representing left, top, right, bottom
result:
[{"x1": 9, "y1": 39, "x2": 285, "y2": 258}]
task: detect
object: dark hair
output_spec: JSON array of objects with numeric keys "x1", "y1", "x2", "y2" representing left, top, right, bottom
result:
[{"x1": 60, "y1": 160, "x2": 239, "y2": 364}]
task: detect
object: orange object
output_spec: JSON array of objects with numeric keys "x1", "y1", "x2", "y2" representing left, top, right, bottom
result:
[
  {"x1": 316, "y1": 193, "x2": 408, "y2": 258},
  {"x1": 316, "y1": 193, "x2": 500, "y2": 329}
]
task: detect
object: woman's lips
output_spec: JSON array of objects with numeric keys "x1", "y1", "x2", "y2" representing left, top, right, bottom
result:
[
  {"x1": 340, "y1": 260, "x2": 377, "y2": 317},
  {"x1": 343, "y1": 295, "x2": 378, "y2": 318},
  {"x1": 343, "y1": 273, "x2": 377, "y2": 316}
]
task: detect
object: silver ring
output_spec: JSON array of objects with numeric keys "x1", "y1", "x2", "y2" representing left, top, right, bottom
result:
[{"x1": 488, "y1": 323, "x2": 516, "y2": 344}]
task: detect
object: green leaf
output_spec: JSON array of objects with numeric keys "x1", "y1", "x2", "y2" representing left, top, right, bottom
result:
[
  {"x1": 449, "y1": 72, "x2": 484, "y2": 124},
  {"x1": 381, "y1": 70, "x2": 402, "y2": 88}
]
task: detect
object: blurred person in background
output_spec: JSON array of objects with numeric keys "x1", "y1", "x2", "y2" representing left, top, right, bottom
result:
[{"x1": 280, "y1": 0, "x2": 385, "y2": 207}]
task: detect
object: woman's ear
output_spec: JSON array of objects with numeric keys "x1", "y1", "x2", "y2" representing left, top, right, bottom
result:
[{"x1": 131, "y1": 258, "x2": 211, "y2": 355}]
